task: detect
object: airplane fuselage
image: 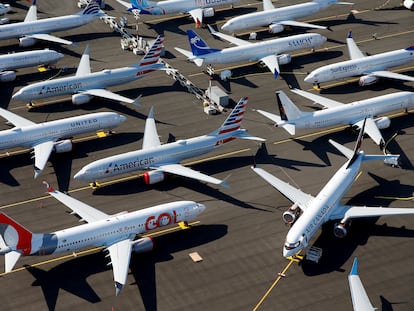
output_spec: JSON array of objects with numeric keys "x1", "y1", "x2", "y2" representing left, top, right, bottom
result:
[
  {"x1": 0, "y1": 112, "x2": 125, "y2": 150},
  {"x1": 305, "y1": 48, "x2": 414, "y2": 83},
  {"x1": 194, "y1": 33, "x2": 325, "y2": 65},
  {"x1": 75, "y1": 128, "x2": 242, "y2": 181},
  {"x1": 284, "y1": 155, "x2": 363, "y2": 257},
  {"x1": 0, "y1": 49, "x2": 63, "y2": 71},
  {"x1": 138, "y1": 0, "x2": 239, "y2": 15},
  {"x1": 286, "y1": 92, "x2": 414, "y2": 129},
  {"x1": 12, "y1": 63, "x2": 163, "y2": 101},
  {"x1": 0, "y1": 14, "x2": 98, "y2": 40},
  {"x1": 19, "y1": 201, "x2": 203, "y2": 256}
]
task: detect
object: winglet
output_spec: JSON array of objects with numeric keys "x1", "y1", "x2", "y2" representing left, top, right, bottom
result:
[
  {"x1": 219, "y1": 174, "x2": 231, "y2": 188},
  {"x1": 347, "y1": 29, "x2": 353, "y2": 39},
  {"x1": 207, "y1": 24, "x2": 217, "y2": 34},
  {"x1": 42, "y1": 180, "x2": 55, "y2": 193},
  {"x1": 115, "y1": 281, "x2": 124, "y2": 296},
  {"x1": 274, "y1": 70, "x2": 279, "y2": 79},
  {"x1": 132, "y1": 95, "x2": 142, "y2": 107},
  {"x1": 350, "y1": 257, "x2": 358, "y2": 276}
]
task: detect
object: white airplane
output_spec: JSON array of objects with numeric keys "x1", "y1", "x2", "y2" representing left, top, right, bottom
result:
[
  {"x1": 0, "y1": 3, "x2": 11, "y2": 16},
  {"x1": 348, "y1": 258, "x2": 376, "y2": 311},
  {"x1": 251, "y1": 120, "x2": 414, "y2": 258},
  {"x1": 0, "y1": 49, "x2": 64, "y2": 82},
  {"x1": 221, "y1": 0, "x2": 352, "y2": 34},
  {"x1": 74, "y1": 97, "x2": 265, "y2": 188},
  {"x1": 115, "y1": 0, "x2": 239, "y2": 28},
  {"x1": 0, "y1": 182, "x2": 206, "y2": 295},
  {"x1": 256, "y1": 89, "x2": 414, "y2": 147},
  {"x1": 12, "y1": 34, "x2": 165, "y2": 106},
  {"x1": 305, "y1": 30, "x2": 414, "y2": 87},
  {"x1": 174, "y1": 27, "x2": 327, "y2": 79},
  {"x1": 0, "y1": 0, "x2": 105, "y2": 47},
  {"x1": 403, "y1": 0, "x2": 414, "y2": 9},
  {"x1": 0, "y1": 108, "x2": 125, "y2": 178}
]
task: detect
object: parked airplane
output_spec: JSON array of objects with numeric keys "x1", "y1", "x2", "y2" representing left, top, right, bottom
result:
[
  {"x1": 221, "y1": 0, "x2": 352, "y2": 34},
  {"x1": 115, "y1": 0, "x2": 239, "y2": 28},
  {"x1": 0, "y1": 0, "x2": 105, "y2": 47},
  {"x1": 305, "y1": 30, "x2": 414, "y2": 87},
  {"x1": 256, "y1": 89, "x2": 414, "y2": 147},
  {"x1": 74, "y1": 97, "x2": 265, "y2": 188},
  {"x1": 175, "y1": 27, "x2": 326, "y2": 79},
  {"x1": 12, "y1": 34, "x2": 165, "y2": 106},
  {"x1": 0, "y1": 182, "x2": 206, "y2": 295},
  {"x1": 251, "y1": 120, "x2": 414, "y2": 258},
  {"x1": 0, "y1": 108, "x2": 125, "y2": 178},
  {"x1": 403, "y1": 0, "x2": 414, "y2": 9},
  {"x1": 0, "y1": 49, "x2": 63, "y2": 82},
  {"x1": 348, "y1": 258, "x2": 376, "y2": 311},
  {"x1": 0, "y1": 3, "x2": 10, "y2": 16}
]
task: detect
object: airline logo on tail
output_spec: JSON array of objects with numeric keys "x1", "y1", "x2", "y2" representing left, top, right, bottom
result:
[
  {"x1": 130, "y1": 0, "x2": 165, "y2": 14},
  {"x1": 82, "y1": 0, "x2": 103, "y2": 15},
  {"x1": 136, "y1": 34, "x2": 165, "y2": 73},
  {"x1": 0, "y1": 213, "x2": 33, "y2": 255},
  {"x1": 187, "y1": 30, "x2": 221, "y2": 56},
  {"x1": 215, "y1": 97, "x2": 247, "y2": 145}
]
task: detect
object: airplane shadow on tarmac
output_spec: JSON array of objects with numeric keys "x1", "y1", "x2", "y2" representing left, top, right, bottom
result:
[{"x1": 24, "y1": 224, "x2": 227, "y2": 311}]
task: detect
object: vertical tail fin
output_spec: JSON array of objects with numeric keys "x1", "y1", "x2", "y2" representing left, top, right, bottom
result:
[
  {"x1": 80, "y1": 0, "x2": 104, "y2": 15},
  {"x1": 216, "y1": 97, "x2": 248, "y2": 136},
  {"x1": 136, "y1": 34, "x2": 165, "y2": 67},
  {"x1": 275, "y1": 91, "x2": 304, "y2": 121},
  {"x1": 130, "y1": 0, "x2": 157, "y2": 13},
  {"x1": 24, "y1": 0, "x2": 37, "y2": 22},
  {"x1": 187, "y1": 30, "x2": 221, "y2": 56},
  {"x1": 0, "y1": 213, "x2": 33, "y2": 254}
]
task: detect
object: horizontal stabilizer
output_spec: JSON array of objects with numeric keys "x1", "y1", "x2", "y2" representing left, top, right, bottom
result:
[
  {"x1": 370, "y1": 70, "x2": 414, "y2": 82},
  {"x1": 329, "y1": 139, "x2": 353, "y2": 160},
  {"x1": 234, "y1": 129, "x2": 266, "y2": 142},
  {"x1": 26, "y1": 33, "x2": 73, "y2": 46},
  {"x1": 5, "y1": 250, "x2": 21, "y2": 273}
]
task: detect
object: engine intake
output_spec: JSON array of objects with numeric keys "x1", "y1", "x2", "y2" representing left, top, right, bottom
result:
[
  {"x1": 202, "y1": 7, "x2": 215, "y2": 17},
  {"x1": 54, "y1": 139, "x2": 73, "y2": 153},
  {"x1": 282, "y1": 203, "x2": 300, "y2": 224},
  {"x1": 131, "y1": 237, "x2": 154, "y2": 253},
  {"x1": 333, "y1": 221, "x2": 350, "y2": 238},
  {"x1": 359, "y1": 74, "x2": 378, "y2": 86},
  {"x1": 0, "y1": 71, "x2": 16, "y2": 82},
  {"x1": 268, "y1": 23, "x2": 285, "y2": 34},
  {"x1": 143, "y1": 170, "x2": 166, "y2": 185},
  {"x1": 19, "y1": 37, "x2": 37, "y2": 48},
  {"x1": 374, "y1": 116, "x2": 391, "y2": 129},
  {"x1": 72, "y1": 93, "x2": 92, "y2": 105}
]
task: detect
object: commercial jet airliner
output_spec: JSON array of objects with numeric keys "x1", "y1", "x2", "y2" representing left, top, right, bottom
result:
[
  {"x1": 12, "y1": 34, "x2": 165, "y2": 106},
  {"x1": 0, "y1": 182, "x2": 206, "y2": 295},
  {"x1": 256, "y1": 89, "x2": 414, "y2": 147},
  {"x1": 221, "y1": 0, "x2": 352, "y2": 34},
  {"x1": 74, "y1": 97, "x2": 265, "y2": 188},
  {"x1": 0, "y1": 49, "x2": 63, "y2": 82},
  {"x1": 175, "y1": 27, "x2": 326, "y2": 79},
  {"x1": 252, "y1": 121, "x2": 414, "y2": 258},
  {"x1": 0, "y1": 0, "x2": 105, "y2": 47},
  {"x1": 305, "y1": 30, "x2": 414, "y2": 87},
  {"x1": 0, "y1": 108, "x2": 125, "y2": 178}
]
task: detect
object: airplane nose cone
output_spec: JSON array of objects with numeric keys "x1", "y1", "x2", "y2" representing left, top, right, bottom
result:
[
  {"x1": 57, "y1": 52, "x2": 65, "y2": 59},
  {"x1": 321, "y1": 35, "x2": 327, "y2": 44},
  {"x1": 119, "y1": 115, "x2": 127, "y2": 123},
  {"x1": 221, "y1": 22, "x2": 230, "y2": 32},
  {"x1": 197, "y1": 203, "x2": 206, "y2": 214},
  {"x1": 73, "y1": 169, "x2": 87, "y2": 181},
  {"x1": 11, "y1": 90, "x2": 22, "y2": 100}
]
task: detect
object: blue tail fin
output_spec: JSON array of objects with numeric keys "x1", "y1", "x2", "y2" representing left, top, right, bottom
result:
[{"x1": 187, "y1": 30, "x2": 221, "y2": 56}]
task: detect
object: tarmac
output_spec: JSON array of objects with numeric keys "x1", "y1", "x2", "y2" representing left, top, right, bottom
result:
[{"x1": 0, "y1": 0, "x2": 413, "y2": 310}]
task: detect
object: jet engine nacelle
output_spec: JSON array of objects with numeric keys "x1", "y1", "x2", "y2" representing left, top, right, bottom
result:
[
  {"x1": 202, "y1": 8, "x2": 215, "y2": 17},
  {"x1": 374, "y1": 116, "x2": 391, "y2": 129},
  {"x1": 333, "y1": 221, "x2": 350, "y2": 238},
  {"x1": 54, "y1": 139, "x2": 73, "y2": 153},
  {"x1": 268, "y1": 23, "x2": 285, "y2": 34},
  {"x1": 276, "y1": 54, "x2": 292, "y2": 65},
  {"x1": 19, "y1": 37, "x2": 37, "y2": 48},
  {"x1": 72, "y1": 93, "x2": 92, "y2": 105},
  {"x1": 0, "y1": 70, "x2": 16, "y2": 82},
  {"x1": 359, "y1": 74, "x2": 378, "y2": 86},
  {"x1": 143, "y1": 170, "x2": 166, "y2": 185},
  {"x1": 131, "y1": 237, "x2": 154, "y2": 253},
  {"x1": 282, "y1": 203, "x2": 300, "y2": 224}
]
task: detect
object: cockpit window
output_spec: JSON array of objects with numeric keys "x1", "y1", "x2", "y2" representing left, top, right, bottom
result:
[{"x1": 284, "y1": 241, "x2": 300, "y2": 250}]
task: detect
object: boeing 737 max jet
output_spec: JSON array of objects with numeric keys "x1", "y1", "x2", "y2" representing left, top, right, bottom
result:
[
  {"x1": 74, "y1": 97, "x2": 265, "y2": 188},
  {"x1": 12, "y1": 34, "x2": 165, "y2": 106},
  {"x1": 252, "y1": 120, "x2": 414, "y2": 258},
  {"x1": 0, "y1": 108, "x2": 125, "y2": 178},
  {"x1": 348, "y1": 258, "x2": 376, "y2": 311},
  {"x1": 0, "y1": 182, "x2": 206, "y2": 295},
  {"x1": 0, "y1": 0, "x2": 105, "y2": 47}
]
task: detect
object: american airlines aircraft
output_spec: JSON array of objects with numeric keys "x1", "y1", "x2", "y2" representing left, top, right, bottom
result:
[
  {"x1": 0, "y1": 108, "x2": 125, "y2": 178},
  {"x1": 256, "y1": 89, "x2": 414, "y2": 147},
  {"x1": 221, "y1": 0, "x2": 352, "y2": 34},
  {"x1": 12, "y1": 34, "x2": 165, "y2": 106},
  {"x1": 348, "y1": 258, "x2": 376, "y2": 311},
  {"x1": 251, "y1": 120, "x2": 414, "y2": 258},
  {"x1": 305, "y1": 30, "x2": 414, "y2": 87},
  {"x1": 0, "y1": 0, "x2": 105, "y2": 47},
  {"x1": 175, "y1": 27, "x2": 327, "y2": 79},
  {"x1": 74, "y1": 97, "x2": 265, "y2": 188},
  {"x1": 0, "y1": 49, "x2": 63, "y2": 82},
  {"x1": 0, "y1": 182, "x2": 206, "y2": 295},
  {"x1": 115, "y1": 0, "x2": 239, "y2": 28}
]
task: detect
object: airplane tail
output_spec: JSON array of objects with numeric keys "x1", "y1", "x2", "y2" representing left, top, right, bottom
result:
[
  {"x1": 79, "y1": 0, "x2": 105, "y2": 16},
  {"x1": 187, "y1": 30, "x2": 221, "y2": 57},
  {"x1": 135, "y1": 34, "x2": 165, "y2": 67},
  {"x1": 130, "y1": 0, "x2": 158, "y2": 13},
  {"x1": 211, "y1": 97, "x2": 265, "y2": 143},
  {"x1": 273, "y1": 90, "x2": 307, "y2": 135},
  {"x1": 24, "y1": 0, "x2": 37, "y2": 22}
]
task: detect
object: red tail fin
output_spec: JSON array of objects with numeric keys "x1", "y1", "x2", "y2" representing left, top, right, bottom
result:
[{"x1": 0, "y1": 213, "x2": 33, "y2": 255}]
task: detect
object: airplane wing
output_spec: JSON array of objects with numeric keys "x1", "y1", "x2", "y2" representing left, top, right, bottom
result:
[
  {"x1": 46, "y1": 184, "x2": 109, "y2": 222},
  {"x1": 24, "y1": 34, "x2": 73, "y2": 46},
  {"x1": 153, "y1": 163, "x2": 229, "y2": 188},
  {"x1": 207, "y1": 24, "x2": 252, "y2": 46},
  {"x1": 290, "y1": 88, "x2": 345, "y2": 108},
  {"x1": 369, "y1": 70, "x2": 414, "y2": 83},
  {"x1": 115, "y1": 0, "x2": 132, "y2": 9},
  {"x1": 251, "y1": 166, "x2": 314, "y2": 211},
  {"x1": 76, "y1": 45, "x2": 91, "y2": 77},
  {"x1": 346, "y1": 31, "x2": 365, "y2": 60},
  {"x1": 259, "y1": 54, "x2": 280, "y2": 79},
  {"x1": 33, "y1": 140, "x2": 55, "y2": 178},
  {"x1": 275, "y1": 20, "x2": 327, "y2": 30},
  {"x1": 348, "y1": 258, "x2": 376, "y2": 311},
  {"x1": 78, "y1": 89, "x2": 140, "y2": 106},
  {"x1": 329, "y1": 205, "x2": 414, "y2": 222},
  {"x1": 142, "y1": 107, "x2": 161, "y2": 149},
  {"x1": 188, "y1": 8, "x2": 203, "y2": 28},
  {"x1": 353, "y1": 117, "x2": 384, "y2": 146},
  {"x1": 106, "y1": 238, "x2": 133, "y2": 296},
  {"x1": 0, "y1": 107, "x2": 36, "y2": 127}
]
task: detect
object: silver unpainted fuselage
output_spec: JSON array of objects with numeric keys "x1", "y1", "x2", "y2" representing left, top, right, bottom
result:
[
  {"x1": 140, "y1": 0, "x2": 239, "y2": 15},
  {"x1": 0, "y1": 49, "x2": 64, "y2": 71}
]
